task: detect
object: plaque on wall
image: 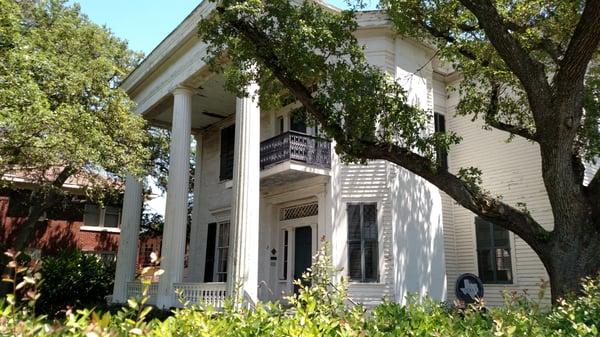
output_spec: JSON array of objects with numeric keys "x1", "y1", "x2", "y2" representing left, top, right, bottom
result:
[{"x1": 455, "y1": 273, "x2": 484, "y2": 303}]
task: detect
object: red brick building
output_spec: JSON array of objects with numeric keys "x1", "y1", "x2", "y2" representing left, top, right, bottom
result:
[{"x1": 0, "y1": 173, "x2": 123, "y2": 260}]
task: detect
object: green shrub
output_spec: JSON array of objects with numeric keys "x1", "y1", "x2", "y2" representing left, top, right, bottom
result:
[
  {"x1": 36, "y1": 251, "x2": 115, "y2": 317},
  {"x1": 1, "y1": 245, "x2": 600, "y2": 336}
]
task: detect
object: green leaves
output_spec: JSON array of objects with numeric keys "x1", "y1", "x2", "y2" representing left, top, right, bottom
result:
[
  {"x1": 199, "y1": 0, "x2": 459, "y2": 167},
  {"x1": 0, "y1": 0, "x2": 149, "y2": 189}
]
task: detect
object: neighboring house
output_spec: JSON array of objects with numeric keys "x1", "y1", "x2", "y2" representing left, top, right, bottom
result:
[
  {"x1": 0, "y1": 170, "x2": 123, "y2": 261},
  {"x1": 110, "y1": 1, "x2": 600, "y2": 309}
]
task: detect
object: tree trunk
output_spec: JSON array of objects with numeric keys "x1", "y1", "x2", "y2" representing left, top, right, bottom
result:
[{"x1": 544, "y1": 227, "x2": 600, "y2": 303}]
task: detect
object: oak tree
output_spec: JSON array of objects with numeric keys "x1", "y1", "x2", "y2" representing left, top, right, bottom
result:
[{"x1": 199, "y1": 0, "x2": 600, "y2": 302}]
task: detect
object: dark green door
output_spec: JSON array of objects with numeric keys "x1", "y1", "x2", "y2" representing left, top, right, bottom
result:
[{"x1": 293, "y1": 226, "x2": 312, "y2": 294}]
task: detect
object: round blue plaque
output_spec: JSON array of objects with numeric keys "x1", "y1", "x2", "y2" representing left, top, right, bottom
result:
[{"x1": 455, "y1": 273, "x2": 484, "y2": 303}]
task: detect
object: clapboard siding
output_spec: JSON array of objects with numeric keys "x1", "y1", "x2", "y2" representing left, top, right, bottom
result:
[{"x1": 445, "y1": 79, "x2": 552, "y2": 306}]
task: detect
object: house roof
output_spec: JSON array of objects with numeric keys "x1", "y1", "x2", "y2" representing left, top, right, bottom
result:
[{"x1": 2, "y1": 167, "x2": 123, "y2": 193}]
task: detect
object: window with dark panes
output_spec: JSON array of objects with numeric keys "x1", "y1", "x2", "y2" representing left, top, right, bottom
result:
[
  {"x1": 290, "y1": 112, "x2": 307, "y2": 134},
  {"x1": 215, "y1": 221, "x2": 229, "y2": 282},
  {"x1": 434, "y1": 112, "x2": 448, "y2": 170},
  {"x1": 347, "y1": 203, "x2": 378, "y2": 282},
  {"x1": 220, "y1": 124, "x2": 235, "y2": 181},
  {"x1": 476, "y1": 217, "x2": 513, "y2": 284},
  {"x1": 204, "y1": 221, "x2": 230, "y2": 282}
]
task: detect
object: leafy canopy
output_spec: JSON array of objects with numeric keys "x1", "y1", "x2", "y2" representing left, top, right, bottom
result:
[
  {"x1": 0, "y1": 0, "x2": 149, "y2": 188},
  {"x1": 381, "y1": 0, "x2": 600, "y2": 162}
]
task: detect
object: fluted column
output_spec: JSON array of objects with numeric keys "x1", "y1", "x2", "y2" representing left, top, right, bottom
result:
[
  {"x1": 188, "y1": 134, "x2": 206, "y2": 282},
  {"x1": 112, "y1": 174, "x2": 143, "y2": 303},
  {"x1": 157, "y1": 86, "x2": 193, "y2": 308},
  {"x1": 227, "y1": 82, "x2": 260, "y2": 305}
]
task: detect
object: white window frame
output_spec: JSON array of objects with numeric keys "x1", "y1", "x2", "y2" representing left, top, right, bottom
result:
[{"x1": 211, "y1": 220, "x2": 230, "y2": 283}]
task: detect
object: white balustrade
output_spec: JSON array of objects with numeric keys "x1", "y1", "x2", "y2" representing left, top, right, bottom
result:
[
  {"x1": 173, "y1": 282, "x2": 227, "y2": 308},
  {"x1": 126, "y1": 281, "x2": 159, "y2": 304},
  {"x1": 125, "y1": 282, "x2": 226, "y2": 308}
]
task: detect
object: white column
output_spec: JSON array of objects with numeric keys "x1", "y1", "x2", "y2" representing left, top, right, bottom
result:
[
  {"x1": 157, "y1": 86, "x2": 193, "y2": 308},
  {"x1": 187, "y1": 134, "x2": 207, "y2": 282},
  {"x1": 112, "y1": 174, "x2": 143, "y2": 303},
  {"x1": 227, "y1": 82, "x2": 261, "y2": 305}
]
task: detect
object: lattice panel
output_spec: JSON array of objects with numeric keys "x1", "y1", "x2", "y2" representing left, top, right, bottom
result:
[{"x1": 280, "y1": 202, "x2": 318, "y2": 220}]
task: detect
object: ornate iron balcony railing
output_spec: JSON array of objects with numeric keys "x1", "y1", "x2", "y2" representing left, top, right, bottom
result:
[{"x1": 260, "y1": 131, "x2": 331, "y2": 170}]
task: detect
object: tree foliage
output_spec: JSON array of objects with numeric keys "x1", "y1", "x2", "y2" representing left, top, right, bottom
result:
[
  {"x1": 198, "y1": 0, "x2": 600, "y2": 301},
  {"x1": 0, "y1": 0, "x2": 148, "y2": 184},
  {"x1": 0, "y1": 0, "x2": 149, "y2": 255}
]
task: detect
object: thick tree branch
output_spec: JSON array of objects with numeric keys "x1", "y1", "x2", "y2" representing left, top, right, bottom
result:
[
  {"x1": 554, "y1": 0, "x2": 600, "y2": 96},
  {"x1": 458, "y1": 0, "x2": 553, "y2": 119},
  {"x1": 484, "y1": 83, "x2": 538, "y2": 142},
  {"x1": 223, "y1": 13, "x2": 551, "y2": 255}
]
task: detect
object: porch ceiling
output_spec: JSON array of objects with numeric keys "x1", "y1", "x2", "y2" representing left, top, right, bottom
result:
[{"x1": 145, "y1": 74, "x2": 236, "y2": 130}]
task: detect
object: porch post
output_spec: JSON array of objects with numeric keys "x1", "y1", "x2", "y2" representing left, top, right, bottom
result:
[
  {"x1": 157, "y1": 86, "x2": 193, "y2": 308},
  {"x1": 112, "y1": 174, "x2": 143, "y2": 303},
  {"x1": 227, "y1": 82, "x2": 260, "y2": 305},
  {"x1": 188, "y1": 134, "x2": 207, "y2": 282}
]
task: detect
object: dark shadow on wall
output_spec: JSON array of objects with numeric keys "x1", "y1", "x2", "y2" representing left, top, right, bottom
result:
[
  {"x1": 93, "y1": 231, "x2": 119, "y2": 252},
  {"x1": 32, "y1": 220, "x2": 78, "y2": 255}
]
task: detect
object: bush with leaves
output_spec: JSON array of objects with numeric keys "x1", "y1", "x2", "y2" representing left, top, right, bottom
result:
[
  {"x1": 36, "y1": 251, "x2": 115, "y2": 317},
  {"x1": 2, "y1": 245, "x2": 600, "y2": 336}
]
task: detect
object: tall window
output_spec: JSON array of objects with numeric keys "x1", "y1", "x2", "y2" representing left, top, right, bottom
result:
[
  {"x1": 220, "y1": 124, "x2": 235, "y2": 181},
  {"x1": 434, "y1": 112, "x2": 448, "y2": 170},
  {"x1": 83, "y1": 204, "x2": 120, "y2": 228},
  {"x1": 475, "y1": 217, "x2": 513, "y2": 284},
  {"x1": 204, "y1": 221, "x2": 230, "y2": 282},
  {"x1": 347, "y1": 203, "x2": 378, "y2": 282}
]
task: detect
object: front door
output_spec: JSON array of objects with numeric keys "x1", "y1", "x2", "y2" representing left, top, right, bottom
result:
[{"x1": 293, "y1": 226, "x2": 312, "y2": 294}]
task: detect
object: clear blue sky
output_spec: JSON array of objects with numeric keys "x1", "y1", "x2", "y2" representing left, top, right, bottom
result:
[{"x1": 72, "y1": 0, "x2": 378, "y2": 55}]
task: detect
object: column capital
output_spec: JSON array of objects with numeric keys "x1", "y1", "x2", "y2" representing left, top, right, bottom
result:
[{"x1": 172, "y1": 85, "x2": 195, "y2": 97}]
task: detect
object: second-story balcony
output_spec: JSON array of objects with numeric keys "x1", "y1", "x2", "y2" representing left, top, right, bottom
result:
[{"x1": 259, "y1": 131, "x2": 331, "y2": 187}]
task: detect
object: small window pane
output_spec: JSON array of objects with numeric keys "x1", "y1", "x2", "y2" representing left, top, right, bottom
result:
[
  {"x1": 364, "y1": 241, "x2": 378, "y2": 281},
  {"x1": 493, "y1": 226, "x2": 510, "y2": 246},
  {"x1": 104, "y1": 207, "x2": 120, "y2": 228},
  {"x1": 348, "y1": 243, "x2": 362, "y2": 281},
  {"x1": 347, "y1": 205, "x2": 361, "y2": 241},
  {"x1": 84, "y1": 205, "x2": 100, "y2": 227},
  {"x1": 477, "y1": 249, "x2": 494, "y2": 283},
  {"x1": 220, "y1": 125, "x2": 235, "y2": 181},
  {"x1": 363, "y1": 204, "x2": 377, "y2": 240}
]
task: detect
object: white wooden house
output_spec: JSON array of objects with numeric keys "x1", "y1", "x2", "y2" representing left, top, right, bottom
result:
[{"x1": 111, "y1": 2, "x2": 599, "y2": 309}]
